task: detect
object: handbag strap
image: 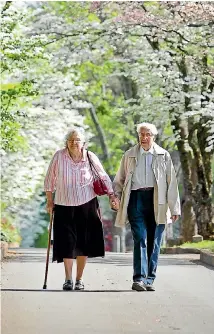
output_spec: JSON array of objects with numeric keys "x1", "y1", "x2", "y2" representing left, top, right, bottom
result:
[{"x1": 87, "y1": 150, "x2": 100, "y2": 179}]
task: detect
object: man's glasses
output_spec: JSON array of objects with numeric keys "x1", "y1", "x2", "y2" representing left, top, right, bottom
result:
[{"x1": 138, "y1": 133, "x2": 153, "y2": 138}]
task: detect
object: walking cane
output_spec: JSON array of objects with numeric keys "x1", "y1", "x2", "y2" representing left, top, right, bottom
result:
[{"x1": 43, "y1": 211, "x2": 54, "y2": 289}]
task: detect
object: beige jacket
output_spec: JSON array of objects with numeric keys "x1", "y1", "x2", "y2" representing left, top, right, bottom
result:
[{"x1": 113, "y1": 143, "x2": 181, "y2": 227}]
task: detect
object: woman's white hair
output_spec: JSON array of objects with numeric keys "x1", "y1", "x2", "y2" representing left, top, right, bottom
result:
[
  {"x1": 136, "y1": 122, "x2": 158, "y2": 136},
  {"x1": 64, "y1": 127, "x2": 86, "y2": 146}
]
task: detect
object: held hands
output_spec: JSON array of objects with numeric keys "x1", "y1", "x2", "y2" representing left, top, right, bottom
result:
[
  {"x1": 109, "y1": 194, "x2": 120, "y2": 211},
  {"x1": 171, "y1": 215, "x2": 179, "y2": 222}
]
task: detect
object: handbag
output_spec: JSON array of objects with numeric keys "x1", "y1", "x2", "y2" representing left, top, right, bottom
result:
[{"x1": 87, "y1": 151, "x2": 109, "y2": 196}]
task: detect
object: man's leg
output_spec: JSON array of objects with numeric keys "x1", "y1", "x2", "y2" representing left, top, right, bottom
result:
[
  {"x1": 147, "y1": 224, "x2": 165, "y2": 284},
  {"x1": 128, "y1": 191, "x2": 148, "y2": 284},
  {"x1": 146, "y1": 217, "x2": 156, "y2": 272}
]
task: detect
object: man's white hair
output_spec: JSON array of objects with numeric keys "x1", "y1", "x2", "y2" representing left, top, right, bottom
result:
[
  {"x1": 136, "y1": 122, "x2": 158, "y2": 136},
  {"x1": 64, "y1": 127, "x2": 86, "y2": 146}
]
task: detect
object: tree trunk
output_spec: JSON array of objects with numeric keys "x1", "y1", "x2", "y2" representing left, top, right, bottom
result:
[
  {"x1": 188, "y1": 124, "x2": 213, "y2": 238},
  {"x1": 175, "y1": 56, "x2": 214, "y2": 238},
  {"x1": 181, "y1": 197, "x2": 196, "y2": 242},
  {"x1": 171, "y1": 116, "x2": 196, "y2": 240},
  {"x1": 191, "y1": 75, "x2": 214, "y2": 237},
  {"x1": 146, "y1": 38, "x2": 197, "y2": 241},
  {"x1": 88, "y1": 104, "x2": 112, "y2": 177}
]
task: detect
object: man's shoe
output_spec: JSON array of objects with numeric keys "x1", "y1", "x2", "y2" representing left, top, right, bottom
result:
[
  {"x1": 63, "y1": 280, "x2": 73, "y2": 291},
  {"x1": 146, "y1": 283, "x2": 155, "y2": 291},
  {"x1": 75, "y1": 279, "x2": 84, "y2": 290},
  {"x1": 132, "y1": 281, "x2": 147, "y2": 291}
]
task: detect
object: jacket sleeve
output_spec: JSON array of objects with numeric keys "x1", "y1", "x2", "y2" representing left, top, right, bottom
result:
[
  {"x1": 89, "y1": 152, "x2": 113, "y2": 194},
  {"x1": 113, "y1": 154, "x2": 126, "y2": 200},
  {"x1": 166, "y1": 152, "x2": 181, "y2": 216},
  {"x1": 44, "y1": 151, "x2": 59, "y2": 192}
]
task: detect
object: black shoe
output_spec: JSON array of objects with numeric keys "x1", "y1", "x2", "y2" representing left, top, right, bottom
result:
[
  {"x1": 75, "y1": 279, "x2": 84, "y2": 290},
  {"x1": 132, "y1": 281, "x2": 147, "y2": 291},
  {"x1": 63, "y1": 280, "x2": 73, "y2": 291},
  {"x1": 146, "y1": 283, "x2": 155, "y2": 291}
]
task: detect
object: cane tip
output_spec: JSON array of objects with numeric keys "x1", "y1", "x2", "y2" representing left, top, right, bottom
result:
[{"x1": 43, "y1": 284, "x2": 47, "y2": 289}]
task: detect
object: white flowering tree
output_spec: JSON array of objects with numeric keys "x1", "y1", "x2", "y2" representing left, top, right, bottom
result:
[
  {"x1": 88, "y1": 1, "x2": 214, "y2": 238},
  {"x1": 1, "y1": 105, "x2": 86, "y2": 246},
  {"x1": 1, "y1": 1, "x2": 50, "y2": 152},
  {"x1": 1, "y1": 1, "x2": 213, "y2": 245},
  {"x1": 17, "y1": 0, "x2": 213, "y2": 239},
  {"x1": 1, "y1": 2, "x2": 89, "y2": 245}
]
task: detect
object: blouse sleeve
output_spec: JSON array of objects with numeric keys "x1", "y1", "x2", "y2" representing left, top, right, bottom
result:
[
  {"x1": 44, "y1": 151, "x2": 59, "y2": 192},
  {"x1": 88, "y1": 151, "x2": 114, "y2": 194}
]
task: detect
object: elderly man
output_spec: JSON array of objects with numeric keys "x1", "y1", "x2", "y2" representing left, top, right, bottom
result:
[{"x1": 113, "y1": 122, "x2": 180, "y2": 291}]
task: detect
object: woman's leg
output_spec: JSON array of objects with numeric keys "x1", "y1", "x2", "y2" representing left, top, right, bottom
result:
[
  {"x1": 63, "y1": 258, "x2": 73, "y2": 280},
  {"x1": 76, "y1": 256, "x2": 87, "y2": 280}
]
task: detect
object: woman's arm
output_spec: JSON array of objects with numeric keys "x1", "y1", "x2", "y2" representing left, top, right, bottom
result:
[
  {"x1": 46, "y1": 191, "x2": 54, "y2": 214},
  {"x1": 89, "y1": 152, "x2": 114, "y2": 197},
  {"x1": 88, "y1": 151, "x2": 114, "y2": 195},
  {"x1": 88, "y1": 151, "x2": 120, "y2": 210},
  {"x1": 44, "y1": 152, "x2": 59, "y2": 213}
]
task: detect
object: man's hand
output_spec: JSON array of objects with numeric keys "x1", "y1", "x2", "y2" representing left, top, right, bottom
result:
[
  {"x1": 46, "y1": 200, "x2": 54, "y2": 214},
  {"x1": 109, "y1": 194, "x2": 120, "y2": 211},
  {"x1": 171, "y1": 215, "x2": 179, "y2": 222}
]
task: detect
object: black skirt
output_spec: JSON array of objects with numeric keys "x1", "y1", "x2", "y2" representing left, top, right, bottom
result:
[{"x1": 52, "y1": 197, "x2": 105, "y2": 263}]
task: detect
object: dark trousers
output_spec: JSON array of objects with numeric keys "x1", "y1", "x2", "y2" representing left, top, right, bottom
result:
[{"x1": 127, "y1": 189, "x2": 165, "y2": 284}]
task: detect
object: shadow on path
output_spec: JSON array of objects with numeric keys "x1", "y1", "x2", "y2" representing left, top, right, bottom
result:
[{"x1": 1, "y1": 288, "x2": 133, "y2": 293}]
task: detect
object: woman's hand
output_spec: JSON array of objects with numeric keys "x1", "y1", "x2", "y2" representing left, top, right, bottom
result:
[
  {"x1": 46, "y1": 200, "x2": 54, "y2": 214},
  {"x1": 109, "y1": 194, "x2": 120, "y2": 211}
]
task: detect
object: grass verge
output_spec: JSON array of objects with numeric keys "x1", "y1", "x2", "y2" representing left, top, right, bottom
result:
[{"x1": 180, "y1": 241, "x2": 214, "y2": 252}]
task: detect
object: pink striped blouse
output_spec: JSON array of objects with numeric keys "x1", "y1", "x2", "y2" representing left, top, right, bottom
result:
[{"x1": 44, "y1": 148, "x2": 113, "y2": 206}]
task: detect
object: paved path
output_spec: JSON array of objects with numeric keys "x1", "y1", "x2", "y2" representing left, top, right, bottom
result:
[{"x1": 1, "y1": 249, "x2": 214, "y2": 334}]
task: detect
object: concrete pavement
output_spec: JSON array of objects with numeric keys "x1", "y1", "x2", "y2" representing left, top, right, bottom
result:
[{"x1": 1, "y1": 249, "x2": 214, "y2": 334}]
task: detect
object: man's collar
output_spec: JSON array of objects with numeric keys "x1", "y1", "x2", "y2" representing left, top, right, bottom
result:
[
  {"x1": 140, "y1": 144, "x2": 154, "y2": 155},
  {"x1": 128, "y1": 143, "x2": 165, "y2": 158}
]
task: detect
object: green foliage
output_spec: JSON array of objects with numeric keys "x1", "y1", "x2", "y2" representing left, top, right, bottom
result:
[
  {"x1": 47, "y1": 0, "x2": 92, "y2": 22},
  {"x1": 1, "y1": 203, "x2": 22, "y2": 244},
  {"x1": 75, "y1": 60, "x2": 137, "y2": 174},
  {"x1": 1, "y1": 1, "x2": 213, "y2": 244},
  {"x1": 34, "y1": 228, "x2": 48, "y2": 248},
  {"x1": 1, "y1": 4, "x2": 48, "y2": 153},
  {"x1": 34, "y1": 195, "x2": 49, "y2": 248},
  {"x1": 1, "y1": 81, "x2": 38, "y2": 152}
]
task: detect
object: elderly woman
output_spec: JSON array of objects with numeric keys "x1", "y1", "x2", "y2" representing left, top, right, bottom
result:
[
  {"x1": 113, "y1": 122, "x2": 180, "y2": 291},
  {"x1": 44, "y1": 128, "x2": 117, "y2": 291}
]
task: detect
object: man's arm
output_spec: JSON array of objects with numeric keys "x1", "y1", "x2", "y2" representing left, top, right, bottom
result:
[
  {"x1": 113, "y1": 154, "x2": 126, "y2": 200},
  {"x1": 166, "y1": 152, "x2": 181, "y2": 219}
]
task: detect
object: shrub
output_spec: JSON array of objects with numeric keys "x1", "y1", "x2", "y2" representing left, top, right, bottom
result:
[{"x1": 1, "y1": 204, "x2": 21, "y2": 244}]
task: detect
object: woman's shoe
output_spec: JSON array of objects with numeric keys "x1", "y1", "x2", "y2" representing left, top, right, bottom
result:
[
  {"x1": 75, "y1": 279, "x2": 84, "y2": 290},
  {"x1": 63, "y1": 280, "x2": 73, "y2": 291}
]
